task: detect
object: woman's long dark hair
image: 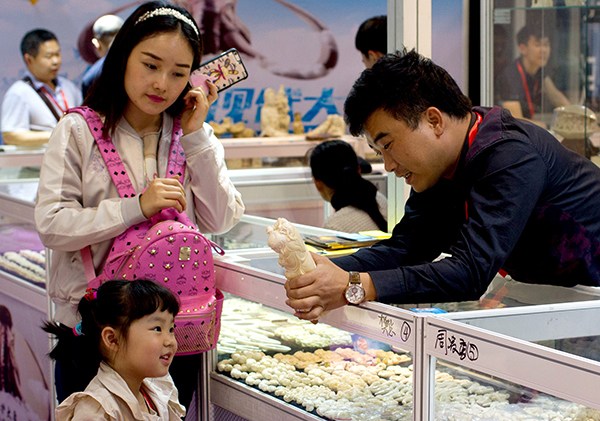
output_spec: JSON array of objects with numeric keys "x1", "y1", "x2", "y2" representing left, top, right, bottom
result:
[
  {"x1": 310, "y1": 140, "x2": 387, "y2": 231},
  {"x1": 84, "y1": 1, "x2": 202, "y2": 135}
]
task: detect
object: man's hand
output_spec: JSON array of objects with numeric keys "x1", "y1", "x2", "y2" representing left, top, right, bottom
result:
[{"x1": 284, "y1": 253, "x2": 349, "y2": 321}]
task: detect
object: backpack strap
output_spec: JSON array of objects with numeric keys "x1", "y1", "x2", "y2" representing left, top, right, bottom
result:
[
  {"x1": 80, "y1": 246, "x2": 100, "y2": 288},
  {"x1": 68, "y1": 106, "x2": 186, "y2": 198},
  {"x1": 69, "y1": 106, "x2": 187, "y2": 285},
  {"x1": 22, "y1": 76, "x2": 63, "y2": 122}
]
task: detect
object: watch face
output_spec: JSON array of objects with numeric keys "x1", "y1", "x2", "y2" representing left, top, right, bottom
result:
[{"x1": 345, "y1": 284, "x2": 365, "y2": 304}]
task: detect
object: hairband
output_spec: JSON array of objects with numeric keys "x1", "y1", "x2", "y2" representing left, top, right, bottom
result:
[{"x1": 135, "y1": 7, "x2": 199, "y2": 36}]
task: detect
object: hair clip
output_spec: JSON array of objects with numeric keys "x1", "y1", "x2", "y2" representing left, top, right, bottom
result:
[
  {"x1": 72, "y1": 322, "x2": 84, "y2": 337},
  {"x1": 84, "y1": 288, "x2": 97, "y2": 301}
]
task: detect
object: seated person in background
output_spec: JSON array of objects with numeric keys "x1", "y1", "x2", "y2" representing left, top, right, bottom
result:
[
  {"x1": 1, "y1": 29, "x2": 82, "y2": 146},
  {"x1": 496, "y1": 25, "x2": 570, "y2": 127},
  {"x1": 81, "y1": 14, "x2": 123, "y2": 98},
  {"x1": 309, "y1": 139, "x2": 387, "y2": 233},
  {"x1": 355, "y1": 15, "x2": 387, "y2": 69}
]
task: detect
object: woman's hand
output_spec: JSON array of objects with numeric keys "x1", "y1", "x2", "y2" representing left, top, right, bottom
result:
[
  {"x1": 180, "y1": 80, "x2": 218, "y2": 135},
  {"x1": 139, "y1": 176, "x2": 187, "y2": 218}
]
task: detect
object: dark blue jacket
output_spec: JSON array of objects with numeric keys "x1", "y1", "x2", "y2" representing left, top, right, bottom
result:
[
  {"x1": 81, "y1": 57, "x2": 105, "y2": 99},
  {"x1": 334, "y1": 106, "x2": 600, "y2": 303}
]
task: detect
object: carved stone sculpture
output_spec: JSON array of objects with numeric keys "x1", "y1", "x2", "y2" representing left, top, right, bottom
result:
[
  {"x1": 260, "y1": 86, "x2": 291, "y2": 137},
  {"x1": 305, "y1": 114, "x2": 346, "y2": 140},
  {"x1": 267, "y1": 218, "x2": 315, "y2": 279},
  {"x1": 292, "y1": 112, "x2": 305, "y2": 134}
]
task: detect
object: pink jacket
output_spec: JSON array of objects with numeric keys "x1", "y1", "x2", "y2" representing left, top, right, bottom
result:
[{"x1": 56, "y1": 362, "x2": 186, "y2": 420}]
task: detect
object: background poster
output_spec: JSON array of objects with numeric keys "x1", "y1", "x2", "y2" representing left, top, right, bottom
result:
[
  {"x1": 0, "y1": 0, "x2": 387, "y2": 137},
  {"x1": 0, "y1": 294, "x2": 50, "y2": 421}
]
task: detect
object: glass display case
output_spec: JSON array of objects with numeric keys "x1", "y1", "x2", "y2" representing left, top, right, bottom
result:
[
  {"x1": 222, "y1": 134, "x2": 387, "y2": 227},
  {"x1": 212, "y1": 215, "x2": 600, "y2": 421},
  {"x1": 0, "y1": 146, "x2": 44, "y2": 181},
  {"x1": 228, "y1": 165, "x2": 387, "y2": 228},
  {"x1": 213, "y1": 239, "x2": 420, "y2": 420},
  {"x1": 486, "y1": 1, "x2": 600, "y2": 161},
  {"x1": 424, "y1": 304, "x2": 600, "y2": 420},
  {"x1": 220, "y1": 135, "x2": 378, "y2": 169},
  {"x1": 0, "y1": 136, "x2": 386, "y2": 229}
]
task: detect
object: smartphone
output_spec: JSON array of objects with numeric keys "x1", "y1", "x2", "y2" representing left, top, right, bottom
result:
[{"x1": 189, "y1": 48, "x2": 248, "y2": 93}]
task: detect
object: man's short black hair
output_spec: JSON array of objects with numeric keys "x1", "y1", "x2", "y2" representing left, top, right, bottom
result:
[
  {"x1": 516, "y1": 25, "x2": 548, "y2": 46},
  {"x1": 20, "y1": 28, "x2": 58, "y2": 57},
  {"x1": 355, "y1": 15, "x2": 387, "y2": 56},
  {"x1": 344, "y1": 49, "x2": 472, "y2": 136}
]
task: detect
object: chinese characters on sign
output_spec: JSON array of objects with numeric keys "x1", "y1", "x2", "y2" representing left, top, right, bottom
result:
[
  {"x1": 378, "y1": 314, "x2": 397, "y2": 337},
  {"x1": 435, "y1": 329, "x2": 479, "y2": 361},
  {"x1": 378, "y1": 314, "x2": 413, "y2": 344},
  {"x1": 206, "y1": 87, "x2": 341, "y2": 133}
]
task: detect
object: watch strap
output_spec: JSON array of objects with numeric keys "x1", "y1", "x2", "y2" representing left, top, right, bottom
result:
[{"x1": 348, "y1": 271, "x2": 361, "y2": 285}]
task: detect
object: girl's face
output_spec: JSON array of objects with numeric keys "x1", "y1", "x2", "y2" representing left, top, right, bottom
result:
[
  {"x1": 124, "y1": 30, "x2": 194, "y2": 119},
  {"x1": 114, "y1": 309, "x2": 177, "y2": 388}
]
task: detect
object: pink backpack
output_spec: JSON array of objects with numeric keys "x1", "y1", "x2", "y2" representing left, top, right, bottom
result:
[{"x1": 71, "y1": 106, "x2": 224, "y2": 355}]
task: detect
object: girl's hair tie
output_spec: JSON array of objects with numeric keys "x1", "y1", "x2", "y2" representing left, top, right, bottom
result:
[
  {"x1": 84, "y1": 288, "x2": 97, "y2": 301},
  {"x1": 72, "y1": 322, "x2": 84, "y2": 337}
]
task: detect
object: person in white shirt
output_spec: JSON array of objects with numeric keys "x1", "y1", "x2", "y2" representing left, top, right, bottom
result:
[{"x1": 1, "y1": 28, "x2": 82, "y2": 146}]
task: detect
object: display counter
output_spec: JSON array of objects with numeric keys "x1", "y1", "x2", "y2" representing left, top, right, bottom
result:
[
  {"x1": 219, "y1": 135, "x2": 375, "y2": 169},
  {"x1": 211, "y1": 215, "x2": 600, "y2": 421},
  {"x1": 0, "y1": 137, "x2": 386, "y2": 228},
  {"x1": 213, "y1": 248, "x2": 419, "y2": 420},
  {"x1": 228, "y1": 166, "x2": 386, "y2": 227},
  {"x1": 0, "y1": 146, "x2": 44, "y2": 181},
  {"x1": 2, "y1": 177, "x2": 600, "y2": 420},
  {"x1": 423, "y1": 303, "x2": 600, "y2": 420},
  {"x1": 485, "y1": 2, "x2": 600, "y2": 161}
]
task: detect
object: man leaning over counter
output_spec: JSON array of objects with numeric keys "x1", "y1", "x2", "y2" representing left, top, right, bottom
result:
[{"x1": 285, "y1": 49, "x2": 600, "y2": 319}]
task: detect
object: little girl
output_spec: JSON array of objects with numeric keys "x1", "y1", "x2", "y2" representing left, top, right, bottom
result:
[
  {"x1": 35, "y1": 0, "x2": 244, "y2": 407},
  {"x1": 44, "y1": 279, "x2": 185, "y2": 420}
]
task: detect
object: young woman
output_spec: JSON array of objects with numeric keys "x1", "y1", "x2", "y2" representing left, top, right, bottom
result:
[
  {"x1": 45, "y1": 280, "x2": 185, "y2": 420},
  {"x1": 34, "y1": 0, "x2": 244, "y2": 408},
  {"x1": 309, "y1": 140, "x2": 387, "y2": 233}
]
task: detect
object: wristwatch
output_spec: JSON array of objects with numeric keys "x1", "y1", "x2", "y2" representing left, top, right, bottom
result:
[{"x1": 344, "y1": 271, "x2": 366, "y2": 305}]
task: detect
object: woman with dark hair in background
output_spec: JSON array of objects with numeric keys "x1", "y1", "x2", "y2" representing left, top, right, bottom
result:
[{"x1": 309, "y1": 139, "x2": 387, "y2": 233}]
